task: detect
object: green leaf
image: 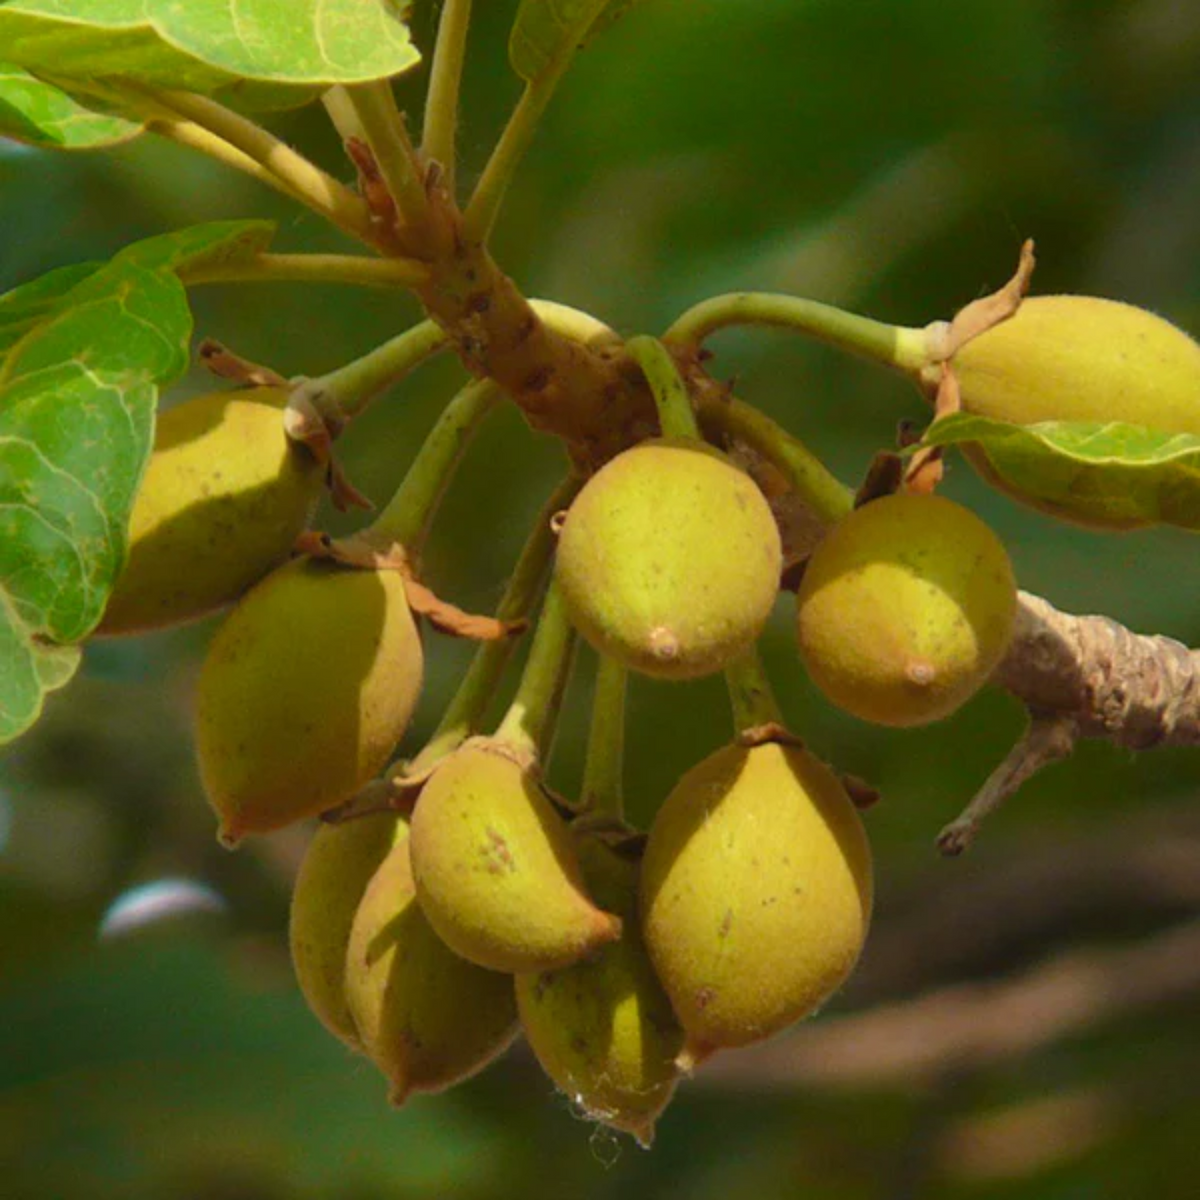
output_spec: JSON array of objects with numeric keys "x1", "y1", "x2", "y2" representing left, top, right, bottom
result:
[
  {"x1": 0, "y1": 262, "x2": 103, "y2": 356},
  {"x1": 0, "y1": 1, "x2": 419, "y2": 111},
  {"x1": 0, "y1": 61, "x2": 142, "y2": 147},
  {"x1": 509, "y1": 0, "x2": 644, "y2": 83},
  {"x1": 0, "y1": 219, "x2": 276, "y2": 744},
  {"x1": 922, "y1": 413, "x2": 1200, "y2": 530}
]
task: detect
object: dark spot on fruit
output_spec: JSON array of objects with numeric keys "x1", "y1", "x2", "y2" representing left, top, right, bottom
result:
[
  {"x1": 696, "y1": 986, "x2": 716, "y2": 1010},
  {"x1": 522, "y1": 366, "x2": 553, "y2": 393},
  {"x1": 482, "y1": 827, "x2": 515, "y2": 874},
  {"x1": 718, "y1": 909, "x2": 733, "y2": 938}
]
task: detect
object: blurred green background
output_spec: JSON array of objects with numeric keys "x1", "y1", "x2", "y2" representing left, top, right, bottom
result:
[{"x1": 3, "y1": 1, "x2": 1200, "y2": 1196}]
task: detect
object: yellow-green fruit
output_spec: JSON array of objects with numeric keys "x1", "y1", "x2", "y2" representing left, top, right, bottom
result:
[
  {"x1": 796, "y1": 494, "x2": 1016, "y2": 728},
  {"x1": 641, "y1": 742, "x2": 872, "y2": 1067},
  {"x1": 556, "y1": 439, "x2": 782, "y2": 680},
  {"x1": 289, "y1": 811, "x2": 405, "y2": 1049},
  {"x1": 952, "y1": 295, "x2": 1200, "y2": 433},
  {"x1": 345, "y1": 827, "x2": 519, "y2": 1104},
  {"x1": 409, "y1": 742, "x2": 622, "y2": 972},
  {"x1": 948, "y1": 297, "x2": 1200, "y2": 528},
  {"x1": 99, "y1": 386, "x2": 324, "y2": 635},
  {"x1": 195, "y1": 557, "x2": 423, "y2": 844},
  {"x1": 517, "y1": 835, "x2": 684, "y2": 1147}
]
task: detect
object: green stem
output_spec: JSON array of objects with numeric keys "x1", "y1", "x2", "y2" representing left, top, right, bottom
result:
[
  {"x1": 665, "y1": 292, "x2": 929, "y2": 376},
  {"x1": 342, "y1": 81, "x2": 432, "y2": 231},
  {"x1": 422, "y1": 0, "x2": 474, "y2": 192},
  {"x1": 698, "y1": 396, "x2": 855, "y2": 525},
  {"x1": 581, "y1": 654, "x2": 627, "y2": 820},
  {"x1": 290, "y1": 319, "x2": 449, "y2": 425},
  {"x1": 495, "y1": 578, "x2": 578, "y2": 760},
  {"x1": 463, "y1": 77, "x2": 560, "y2": 242},
  {"x1": 128, "y1": 85, "x2": 377, "y2": 246},
  {"x1": 180, "y1": 252, "x2": 428, "y2": 289},
  {"x1": 402, "y1": 475, "x2": 582, "y2": 777},
  {"x1": 366, "y1": 377, "x2": 502, "y2": 552},
  {"x1": 626, "y1": 334, "x2": 701, "y2": 440},
  {"x1": 724, "y1": 648, "x2": 785, "y2": 735}
]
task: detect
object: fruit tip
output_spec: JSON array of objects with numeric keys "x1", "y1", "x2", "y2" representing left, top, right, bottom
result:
[
  {"x1": 216, "y1": 822, "x2": 244, "y2": 850},
  {"x1": 629, "y1": 1118, "x2": 656, "y2": 1150},
  {"x1": 387, "y1": 1080, "x2": 411, "y2": 1108},
  {"x1": 904, "y1": 658, "x2": 937, "y2": 688},
  {"x1": 647, "y1": 626, "x2": 681, "y2": 663},
  {"x1": 674, "y1": 1039, "x2": 715, "y2": 1074},
  {"x1": 596, "y1": 908, "x2": 624, "y2": 945}
]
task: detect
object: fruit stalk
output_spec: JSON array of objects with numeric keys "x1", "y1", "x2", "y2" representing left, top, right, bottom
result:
[
  {"x1": 288, "y1": 320, "x2": 449, "y2": 428},
  {"x1": 464, "y1": 81, "x2": 564, "y2": 243},
  {"x1": 695, "y1": 391, "x2": 855, "y2": 526},
  {"x1": 580, "y1": 654, "x2": 628, "y2": 820},
  {"x1": 665, "y1": 292, "x2": 928, "y2": 375},
  {"x1": 495, "y1": 578, "x2": 577, "y2": 760},
  {"x1": 401, "y1": 474, "x2": 582, "y2": 778},
  {"x1": 422, "y1": 0, "x2": 474, "y2": 191},
  {"x1": 366, "y1": 377, "x2": 502, "y2": 553},
  {"x1": 724, "y1": 648, "x2": 785, "y2": 737},
  {"x1": 626, "y1": 335, "x2": 702, "y2": 440}
]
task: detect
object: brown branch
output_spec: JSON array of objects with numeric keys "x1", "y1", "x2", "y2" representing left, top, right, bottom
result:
[
  {"x1": 377, "y1": 175, "x2": 654, "y2": 470},
  {"x1": 939, "y1": 590, "x2": 1200, "y2": 852},
  {"x1": 997, "y1": 591, "x2": 1200, "y2": 748}
]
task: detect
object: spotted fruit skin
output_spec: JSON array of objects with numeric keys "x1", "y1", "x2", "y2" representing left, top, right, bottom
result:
[
  {"x1": 953, "y1": 295, "x2": 1200, "y2": 433},
  {"x1": 796, "y1": 494, "x2": 1016, "y2": 728},
  {"x1": 555, "y1": 439, "x2": 782, "y2": 680},
  {"x1": 640, "y1": 742, "x2": 872, "y2": 1066},
  {"x1": 408, "y1": 741, "x2": 622, "y2": 972},
  {"x1": 195, "y1": 557, "x2": 423, "y2": 843},
  {"x1": 289, "y1": 811, "x2": 406, "y2": 1048},
  {"x1": 99, "y1": 387, "x2": 323, "y2": 635},
  {"x1": 516, "y1": 835, "x2": 683, "y2": 1147},
  {"x1": 345, "y1": 826, "x2": 518, "y2": 1104}
]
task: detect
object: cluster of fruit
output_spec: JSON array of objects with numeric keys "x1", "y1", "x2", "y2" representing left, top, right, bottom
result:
[{"x1": 95, "y1": 292, "x2": 1200, "y2": 1141}]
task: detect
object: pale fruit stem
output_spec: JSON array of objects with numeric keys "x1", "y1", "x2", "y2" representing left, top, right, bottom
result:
[
  {"x1": 625, "y1": 335, "x2": 701, "y2": 440},
  {"x1": 180, "y1": 252, "x2": 429, "y2": 290},
  {"x1": 111, "y1": 84, "x2": 379, "y2": 247},
  {"x1": 321, "y1": 86, "x2": 368, "y2": 144},
  {"x1": 495, "y1": 578, "x2": 578, "y2": 760},
  {"x1": 581, "y1": 653, "x2": 628, "y2": 821},
  {"x1": 665, "y1": 292, "x2": 930, "y2": 377},
  {"x1": 341, "y1": 81, "x2": 433, "y2": 232},
  {"x1": 422, "y1": 0, "x2": 474, "y2": 194},
  {"x1": 367, "y1": 377, "x2": 503, "y2": 552},
  {"x1": 700, "y1": 395, "x2": 855, "y2": 525},
  {"x1": 292, "y1": 320, "x2": 450, "y2": 424},
  {"x1": 402, "y1": 474, "x2": 582, "y2": 777},
  {"x1": 724, "y1": 648, "x2": 785, "y2": 734}
]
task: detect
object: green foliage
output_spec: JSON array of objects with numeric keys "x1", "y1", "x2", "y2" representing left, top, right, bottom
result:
[
  {"x1": 509, "y1": 0, "x2": 644, "y2": 82},
  {"x1": 0, "y1": 0, "x2": 419, "y2": 107},
  {"x1": 0, "y1": 62, "x2": 140, "y2": 147},
  {"x1": 923, "y1": 414, "x2": 1200, "y2": 531},
  {"x1": 2, "y1": 1, "x2": 1199, "y2": 1195},
  {"x1": 0, "y1": 221, "x2": 275, "y2": 741}
]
